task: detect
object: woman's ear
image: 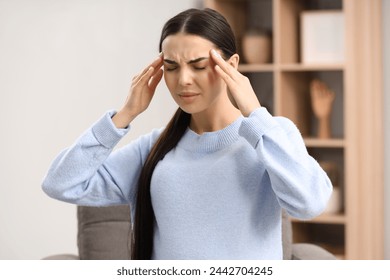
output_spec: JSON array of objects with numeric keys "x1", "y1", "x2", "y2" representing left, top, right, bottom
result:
[{"x1": 228, "y1": 54, "x2": 240, "y2": 69}]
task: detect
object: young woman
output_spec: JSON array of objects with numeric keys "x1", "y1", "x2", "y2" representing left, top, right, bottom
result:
[{"x1": 42, "y1": 8, "x2": 332, "y2": 260}]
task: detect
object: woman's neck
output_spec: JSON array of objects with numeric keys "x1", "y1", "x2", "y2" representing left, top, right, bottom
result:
[{"x1": 189, "y1": 99, "x2": 241, "y2": 135}]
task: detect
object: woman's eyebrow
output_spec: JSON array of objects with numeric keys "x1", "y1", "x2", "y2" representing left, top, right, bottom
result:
[
  {"x1": 163, "y1": 59, "x2": 178, "y2": 65},
  {"x1": 188, "y1": 57, "x2": 209, "y2": 64},
  {"x1": 163, "y1": 57, "x2": 209, "y2": 65}
]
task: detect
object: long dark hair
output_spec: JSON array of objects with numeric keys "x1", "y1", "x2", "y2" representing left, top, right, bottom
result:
[{"x1": 132, "y1": 8, "x2": 237, "y2": 260}]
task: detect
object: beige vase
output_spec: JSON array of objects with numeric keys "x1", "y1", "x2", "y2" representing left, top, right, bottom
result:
[{"x1": 242, "y1": 31, "x2": 272, "y2": 64}]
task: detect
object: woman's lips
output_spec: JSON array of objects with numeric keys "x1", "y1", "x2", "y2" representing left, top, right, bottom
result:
[{"x1": 178, "y1": 92, "x2": 200, "y2": 102}]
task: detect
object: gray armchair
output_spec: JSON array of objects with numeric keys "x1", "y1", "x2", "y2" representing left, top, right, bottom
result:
[{"x1": 43, "y1": 205, "x2": 336, "y2": 260}]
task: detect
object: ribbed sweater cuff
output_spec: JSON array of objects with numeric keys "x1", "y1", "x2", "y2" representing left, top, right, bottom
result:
[
  {"x1": 91, "y1": 110, "x2": 130, "y2": 148},
  {"x1": 239, "y1": 107, "x2": 278, "y2": 148}
]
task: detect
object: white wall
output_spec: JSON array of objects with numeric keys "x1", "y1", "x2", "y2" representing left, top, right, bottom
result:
[
  {"x1": 0, "y1": 0, "x2": 200, "y2": 259},
  {"x1": 383, "y1": 0, "x2": 390, "y2": 260}
]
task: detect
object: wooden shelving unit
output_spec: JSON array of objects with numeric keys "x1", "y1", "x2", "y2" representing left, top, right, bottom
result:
[{"x1": 205, "y1": 0, "x2": 383, "y2": 259}]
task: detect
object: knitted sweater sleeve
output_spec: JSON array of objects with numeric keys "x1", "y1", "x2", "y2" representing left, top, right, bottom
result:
[
  {"x1": 42, "y1": 111, "x2": 161, "y2": 207},
  {"x1": 239, "y1": 107, "x2": 333, "y2": 220}
]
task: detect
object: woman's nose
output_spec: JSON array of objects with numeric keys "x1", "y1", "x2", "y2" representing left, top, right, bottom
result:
[{"x1": 178, "y1": 68, "x2": 193, "y2": 86}]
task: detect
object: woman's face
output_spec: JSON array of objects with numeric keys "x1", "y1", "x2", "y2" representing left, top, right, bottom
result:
[{"x1": 161, "y1": 33, "x2": 226, "y2": 115}]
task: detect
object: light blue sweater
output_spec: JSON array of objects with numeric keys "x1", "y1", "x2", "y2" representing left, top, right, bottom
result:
[{"x1": 42, "y1": 107, "x2": 332, "y2": 259}]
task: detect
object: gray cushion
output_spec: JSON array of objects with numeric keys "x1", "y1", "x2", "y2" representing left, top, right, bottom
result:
[
  {"x1": 282, "y1": 210, "x2": 292, "y2": 260},
  {"x1": 77, "y1": 205, "x2": 132, "y2": 260},
  {"x1": 292, "y1": 243, "x2": 337, "y2": 260}
]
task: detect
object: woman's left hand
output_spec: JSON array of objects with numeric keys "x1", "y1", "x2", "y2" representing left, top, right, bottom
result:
[{"x1": 210, "y1": 49, "x2": 261, "y2": 117}]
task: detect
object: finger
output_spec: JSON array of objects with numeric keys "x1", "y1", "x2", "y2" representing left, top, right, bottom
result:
[
  {"x1": 135, "y1": 66, "x2": 154, "y2": 87},
  {"x1": 210, "y1": 49, "x2": 236, "y2": 80},
  {"x1": 215, "y1": 64, "x2": 239, "y2": 109},
  {"x1": 148, "y1": 68, "x2": 163, "y2": 92},
  {"x1": 133, "y1": 55, "x2": 163, "y2": 84},
  {"x1": 214, "y1": 64, "x2": 236, "y2": 92},
  {"x1": 210, "y1": 49, "x2": 230, "y2": 71},
  {"x1": 145, "y1": 54, "x2": 163, "y2": 81},
  {"x1": 150, "y1": 53, "x2": 164, "y2": 69},
  {"x1": 150, "y1": 59, "x2": 163, "y2": 78},
  {"x1": 133, "y1": 67, "x2": 151, "y2": 85}
]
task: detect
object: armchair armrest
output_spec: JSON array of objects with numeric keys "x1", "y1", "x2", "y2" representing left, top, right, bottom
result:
[
  {"x1": 42, "y1": 254, "x2": 80, "y2": 260},
  {"x1": 292, "y1": 243, "x2": 337, "y2": 260}
]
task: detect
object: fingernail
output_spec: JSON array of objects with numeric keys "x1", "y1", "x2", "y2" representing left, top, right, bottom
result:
[
  {"x1": 158, "y1": 52, "x2": 164, "y2": 57},
  {"x1": 211, "y1": 49, "x2": 222, "y2": 59}
]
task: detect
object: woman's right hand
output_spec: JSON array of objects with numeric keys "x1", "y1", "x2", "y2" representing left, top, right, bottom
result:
[{"x1": 112, "y1": 54, "x2": 164, "y2": 128}]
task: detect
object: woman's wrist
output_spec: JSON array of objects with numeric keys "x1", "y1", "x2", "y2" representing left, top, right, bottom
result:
[
  {"x1": 242, "y1": 104, "x2": 261, "y2": 118},
  {"x1": 112, "y1": 108, "x2": 137, "y2": 129}
]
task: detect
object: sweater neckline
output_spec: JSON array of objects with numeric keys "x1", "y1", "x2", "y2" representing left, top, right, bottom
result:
[{"x1": 177, "y1": 116, "x2": 244, "y2": 153}]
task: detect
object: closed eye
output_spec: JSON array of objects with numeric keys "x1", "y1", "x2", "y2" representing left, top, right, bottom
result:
[
  {"x1": 163, "y1": 59, "x2": 178, "y2": 72},
  {"x1": 165, "y1": 66, "x2": 178, "y2": 72},
  {"x1": 164, "y1": 65, "x2": 206, "y2": 71},
  {"x1": 192, "y1": 62, "x2": 208, "y2": 71},
  {"x1": 194, "y1": 66, "x2": 206, "y2": 71}
]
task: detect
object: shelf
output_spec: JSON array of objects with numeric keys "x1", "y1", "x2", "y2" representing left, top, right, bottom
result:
[
  {"x1": 238, "y1": 63, "x2": 344, "y2": 73},
  {"x1": 292, "y1": 213, "x2": 346, "y2": 224},
  {"x1": 238, "y1": 64, "x2": 274, "y2": 73},
  {"x1": 279, "y1": 63, "x2": 345, "y2": 72},
  {"x1": 304, "y1": 138, "x2": 345, "y2": 148}
]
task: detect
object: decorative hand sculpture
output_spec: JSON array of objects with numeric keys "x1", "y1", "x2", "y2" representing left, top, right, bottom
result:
[{"x1": 310, "y1": 79, "x2": 335, "y2": 139}]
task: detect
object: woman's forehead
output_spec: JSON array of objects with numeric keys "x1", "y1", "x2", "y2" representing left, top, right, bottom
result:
[{"x1": 161, "y1": 33, "x2": 214, "y2": 61}]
